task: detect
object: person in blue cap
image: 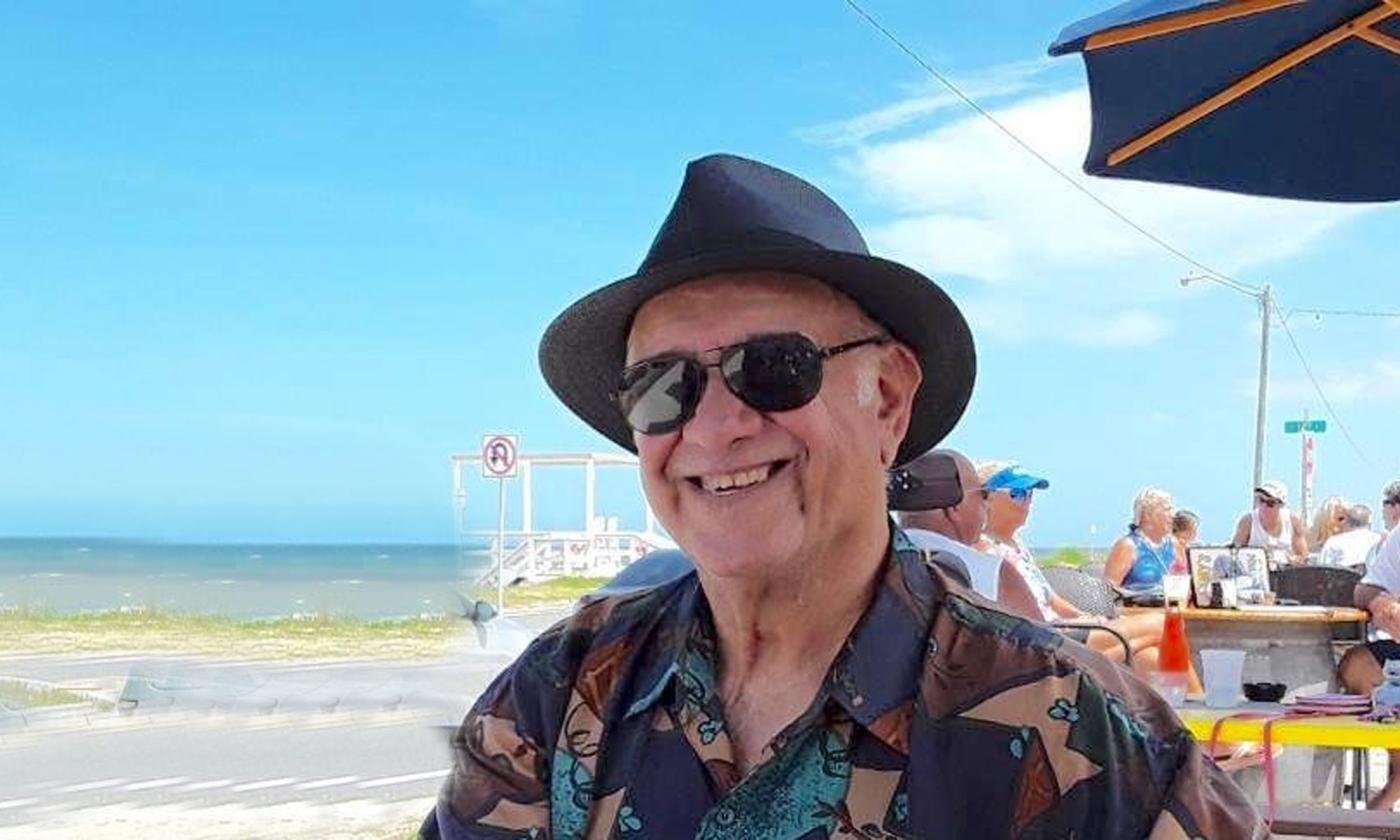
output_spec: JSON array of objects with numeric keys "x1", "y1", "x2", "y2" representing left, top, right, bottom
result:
[
  {"x1": 977, "y1": 461, "x2": 1057, "y2": 617},
  {"x1": 978, "y1": 462, "x2": 1191, "y2": 689}
]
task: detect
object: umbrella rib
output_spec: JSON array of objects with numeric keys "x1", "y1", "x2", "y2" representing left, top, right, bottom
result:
[
  {"x1": 1108, "y1": 3, "x2": 1398, "y2": 168},
  {"x1": 1356, "y1": 25, "x2": 1400, "y2": 57},
  {"x1": 1085, "y1": 0, "x2": 1303, "y2": 51}
]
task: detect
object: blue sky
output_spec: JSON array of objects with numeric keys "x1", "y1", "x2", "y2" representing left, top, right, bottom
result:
[{"x1": 3, "y1": 1, "x2": 1397, "y2": 546}]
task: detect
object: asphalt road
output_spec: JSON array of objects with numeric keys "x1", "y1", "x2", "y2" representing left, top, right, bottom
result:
[{"x1": 0, "y1": 609, "x2": 566, "y2": 836}]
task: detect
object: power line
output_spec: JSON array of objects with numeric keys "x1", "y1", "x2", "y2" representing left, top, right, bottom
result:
[
  {"x1": 1286, "y1": 306, "x2": 1400, "y2": 319},
  {"x1": 841, "y1": 0, "x2": 1390, "y2": 472},
  {"x1": 1270, "y1": 299, "x2": 1378, "y2": 469},
  {"x1": 839, "y1": 0, "x2": 1262, "y2": 300}
]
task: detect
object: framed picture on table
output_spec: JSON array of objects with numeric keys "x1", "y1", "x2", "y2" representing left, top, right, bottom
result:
[{"x1": 1187, "y1": 546, "x2": 1273, "y2": 607}]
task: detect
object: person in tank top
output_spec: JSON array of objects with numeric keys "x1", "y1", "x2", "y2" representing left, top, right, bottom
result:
[
  {"x1": 1105, "y1": 487, "x2": 1178, "y2": 592},
  {"x1": 1229, "y1": 479, "x2": 1307, "y2": 563}
]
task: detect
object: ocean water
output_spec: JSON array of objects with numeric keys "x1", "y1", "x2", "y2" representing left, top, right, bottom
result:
[{"x1": 0, "y1": 537, "x2": 495, "y2": 619}]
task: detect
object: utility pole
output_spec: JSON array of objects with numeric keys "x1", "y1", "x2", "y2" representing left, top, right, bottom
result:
[
  {"x1": 1181, "y1": 276, "x2": 1272, "y2": 493},
  {"x1": 1252, "y1": 284, "x2": 1272, "y2": 490}
]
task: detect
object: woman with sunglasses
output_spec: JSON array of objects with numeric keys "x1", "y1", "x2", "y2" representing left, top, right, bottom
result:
[
  {"x1": 976, "y1": 463, "x2": 1194, "y2": 688},
  {"x1": 1229, "y1": 480, "x2": 1308, "y2": 564}
]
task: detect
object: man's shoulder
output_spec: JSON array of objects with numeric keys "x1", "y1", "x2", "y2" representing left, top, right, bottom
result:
[
  {"x1": 925, "y1": 592, "x2": 1173, "y2": 726},
  {"x1": 1374, "y1": 527, "x2": 1400, "y2": 566},
  {"x1": 511, "y1": 575, "x2": 696, "y2": 684}
]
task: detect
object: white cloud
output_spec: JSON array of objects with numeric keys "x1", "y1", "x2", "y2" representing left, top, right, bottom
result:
[
  {"x1": 798, "y1": 60, "x2": 1051, "y2": 147},
  {"x1": 1260, "y1": 360, "x2": 1400, "y2": 406},
  {"x1": 1066, "y1": 309, "x2": 1171, "y2": 348},
  {"x1": 804, "y1": 79, "x2": 1381, "y2": 346},
  {"x1": 844, "y1": 89, "x2": 1370, "y2": 293}
]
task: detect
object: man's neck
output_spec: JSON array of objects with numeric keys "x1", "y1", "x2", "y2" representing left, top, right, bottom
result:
[
  {"x1": 699, "y1": 523, "x2": 888, "y2": 683},
  {"x1": 696, "y1": 522, "x2": 889, "y2": 772},
  {"x1": 902, "y1": 514, "x2": 968, "y2": 548}
]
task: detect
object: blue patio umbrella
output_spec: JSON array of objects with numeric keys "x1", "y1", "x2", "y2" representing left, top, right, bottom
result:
[{"x1": 1050, "y1": 0, "x2": 1400, "y2": 201}]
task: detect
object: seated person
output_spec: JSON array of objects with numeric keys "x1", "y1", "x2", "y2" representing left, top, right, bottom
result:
[
  {"x1": 888, "y1": 448, "x2": 1040, "y2": 618},
  {"x1": 1307, "y1": 495, "x2": 1350, "y2": 555},
  {"x1": 977, "y1": 462, "x2": 1198, "y2": 689},
  {"x1": 1172, "y1": 509, "x2": 1200, "y2": 562},
  {"x1": 1104, "y1": 487, "x2": 1179, "y2": 593},
  {"x1": 1337, "y1": 506, "x2": 1400, "y2": 809},
  {"x1": 1383, "y1": 480, "x2": 1400, "y2": 531},
  {"x1": 1318, "y1": 503, "x2": 1383, "y2": 568},
  {"x1": 1230, "y1": 480, "x2": 1307, "y2": 564}
]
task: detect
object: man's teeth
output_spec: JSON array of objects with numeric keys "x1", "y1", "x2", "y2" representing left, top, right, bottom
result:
[{"x1": 700, "y1": 464, "x2": 773, "y2": 493}]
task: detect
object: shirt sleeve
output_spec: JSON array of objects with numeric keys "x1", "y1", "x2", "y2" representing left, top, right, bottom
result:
[
  {"x1": 423, "y1": 642, "x2": 564, "y2": 839},
  {"x1": 1363, "y1": 528, "x2": 1400, "y2": 593},
  {"x1": 1146, "y1": 734, "x2": 1268, "y2": 840},
  {"x1": 1048, "y1": 635, "x2": 1267, "y2": 839}
]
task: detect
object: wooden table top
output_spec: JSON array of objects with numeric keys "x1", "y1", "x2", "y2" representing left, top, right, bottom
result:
[{"x1": 1122, "y1": 605, "x2": 1368, "y2": 624}]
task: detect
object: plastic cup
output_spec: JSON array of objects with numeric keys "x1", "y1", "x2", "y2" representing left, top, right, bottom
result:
[
  {"x1": 1164, "y1": 573, "x2": 1191, "y2": 604},
  {"x1": 1200, "y1": 648, "x2": 1247, "y2": 708}
]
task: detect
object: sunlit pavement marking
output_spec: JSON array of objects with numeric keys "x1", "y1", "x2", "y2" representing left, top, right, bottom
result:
[
  {"x1": 123, "y1": 777, "x2": 190, "y2": 791},
  {"x1": 356, "y1": 770, "x2": 446, "y2": 789},
  {"x1": 0, "y1": 798, "x2": 40, "y2": 810},
  {"x1": 230, "y1": 777, "x2": 299, "y2": 792},
  {"x1": 175, "y1": 779, "x2": 234, "y2": 792},
  {"x1": 291, "y1": 772, "x2": 364, "y2": 789},
  {"x1": 56, "y1": 778, "x2": 128, "y2": 793}
]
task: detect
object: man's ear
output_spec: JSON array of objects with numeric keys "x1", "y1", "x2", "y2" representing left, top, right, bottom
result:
[{"x1": 876, "y1": 343, "x2": 922, "y2": 467}]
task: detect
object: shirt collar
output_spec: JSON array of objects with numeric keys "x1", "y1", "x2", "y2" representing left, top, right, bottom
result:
[
  {"x1": 622, "y1": 523, "x2": 942, "y2": 735},
  {"x1": 824, "y1": 525, "x2": 938, "y2": 730},
  {"x1": 624, "y1": 573, "x2": 706, "y2": 720}
]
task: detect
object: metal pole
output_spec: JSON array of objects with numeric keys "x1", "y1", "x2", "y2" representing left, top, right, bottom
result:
[
  {"x1": 1300, "y1": 408, "x2": 1310, "y2": 524},
  {"x1": 496, "y1": 477, "x2": 507, "y2": 613},
  {"x1": 1251, "y1": 285, "x2": 1272, "y2": 491}
]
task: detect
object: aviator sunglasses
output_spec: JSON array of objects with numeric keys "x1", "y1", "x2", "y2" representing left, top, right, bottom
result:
[{"x1": 616, "y1": 332, "x2": 888, "y2": 435}]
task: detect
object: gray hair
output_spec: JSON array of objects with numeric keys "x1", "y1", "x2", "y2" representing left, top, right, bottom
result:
[
  {"x1": 1132, "y1": 487, "x2": 1175, "y2": 526},
  {"x1": 1345, "y1": 504, "x2": 1373, "y2": 529},
  {"x1": 1385, "y1": 480, "x2": 1400, "y2": 502}
]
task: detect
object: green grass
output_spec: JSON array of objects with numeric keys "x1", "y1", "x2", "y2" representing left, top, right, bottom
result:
[
  {"x1": 499, "y1": 576, "x2": 611, "y2": 609},
  {"x1": 0, "y1": 578, "x2": 606, "y2": 659},
  {"x1": 1042, "y1": 547, "x2": 1090, "y2": 567},
  {"x1": 0, "y1": 678, "x2": 94, "y2": 710},
  {"x1": 0, "y1": 609, "x2": 460, "y2": 659}
]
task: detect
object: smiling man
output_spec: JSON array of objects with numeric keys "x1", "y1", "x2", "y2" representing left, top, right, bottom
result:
[{"x1": 423, "y1": 155, "x2": 1260, "y2": 839}]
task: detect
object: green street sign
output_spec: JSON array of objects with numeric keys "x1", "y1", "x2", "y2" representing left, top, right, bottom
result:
[{"x1": 1284, "y1": 420, "x2": 1327, "y2": 434}]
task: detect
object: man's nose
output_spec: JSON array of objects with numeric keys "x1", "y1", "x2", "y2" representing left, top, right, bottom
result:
[{"x1": 681, "y1": 369, "x2": 764, "y2": 449}]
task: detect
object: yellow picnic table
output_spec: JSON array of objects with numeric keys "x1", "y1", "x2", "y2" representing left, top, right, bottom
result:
[
  {"x1": 1178, "y1": 703, "x2": 1400, "y2": 751},
  {"x1": 1178, "y1": 703, "x2": 1400, "y2": 837}
]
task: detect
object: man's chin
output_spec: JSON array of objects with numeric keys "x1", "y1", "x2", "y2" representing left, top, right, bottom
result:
[{"x1": 682, "y1": 534, "x2": 802, "y2": 582}]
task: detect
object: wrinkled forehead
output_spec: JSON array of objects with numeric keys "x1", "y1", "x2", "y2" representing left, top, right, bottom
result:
[{"x1": 626, "y1": 271, "x2": 875, "y2": 360}]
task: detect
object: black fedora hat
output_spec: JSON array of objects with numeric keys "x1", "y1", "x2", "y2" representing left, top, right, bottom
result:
[{"x1": 538, "y1": 153, "x2": 976, "y2": 466}]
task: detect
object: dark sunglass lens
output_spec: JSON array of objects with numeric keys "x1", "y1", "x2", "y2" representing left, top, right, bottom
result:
[
  {"x1": 618, "y1": 358, "x2": 700, "y2": 434},
  {"x1": 721, "y1": 335, "x2": 822, "y2": 412}
]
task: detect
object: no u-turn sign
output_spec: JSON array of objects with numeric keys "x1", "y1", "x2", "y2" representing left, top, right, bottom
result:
[{"x1": 481, "y1": 434, "x2": 519, "y2": 478}]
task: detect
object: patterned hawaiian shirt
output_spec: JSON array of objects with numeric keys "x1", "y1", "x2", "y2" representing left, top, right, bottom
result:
[{"x1": 424, "y1": 527, "x2": 1263, "y2": 839}]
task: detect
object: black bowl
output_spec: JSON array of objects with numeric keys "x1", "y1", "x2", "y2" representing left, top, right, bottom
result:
[{"x1": 1243, "y1": 682, "x2": 1287, "y2": 702}]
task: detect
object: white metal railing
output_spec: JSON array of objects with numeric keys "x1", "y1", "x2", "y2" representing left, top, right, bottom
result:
[{"x1": 471, "y1": 529, "x2": 672, "y2": 589}]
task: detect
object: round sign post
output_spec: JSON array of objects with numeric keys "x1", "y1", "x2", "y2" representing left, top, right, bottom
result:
[{"x1": 481, "y1": 435, "x2": 520, "y2": 611}]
